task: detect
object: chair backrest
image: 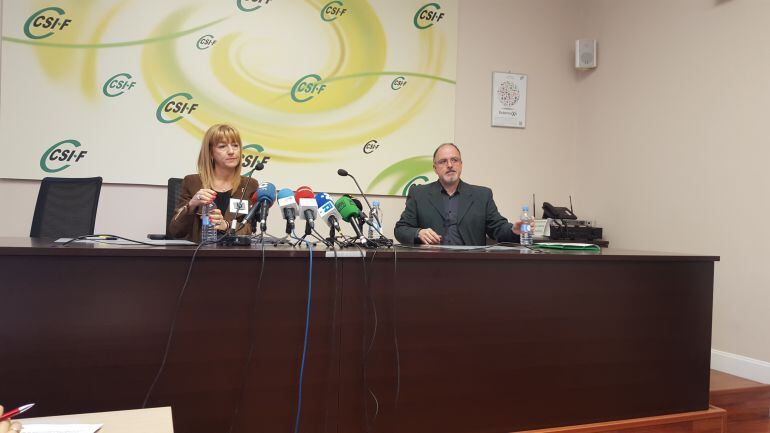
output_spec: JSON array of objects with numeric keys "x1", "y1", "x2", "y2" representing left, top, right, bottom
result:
[
  {"x1": 165, "y1": 177, "x2": 184, "y2": 236},
  {"x1": 30, "y1": 177, "x2": 103, "y2": 238}
]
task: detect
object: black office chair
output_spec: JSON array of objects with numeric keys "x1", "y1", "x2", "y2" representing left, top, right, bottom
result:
[
  {"x1": 30, "y1": 177, "x2": 103, "y2": 238},
  {"x1": 165, "y1": 177, "x2": 184, "y2": 237},
  {"x1": 147, "y1": 177, "x2": 184, "y2": 239}
]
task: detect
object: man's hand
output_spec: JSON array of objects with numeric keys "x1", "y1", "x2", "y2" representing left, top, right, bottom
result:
[
  {"x1": 417, "y1": 228, "x2": 442, "y2": 245},
  {"x1": 512, "y1": 218, "x2": 533, "y2": 235}
]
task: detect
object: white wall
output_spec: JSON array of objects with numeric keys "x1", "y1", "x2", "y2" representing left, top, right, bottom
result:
[
  {"x1": 4, "y1": 0, "x2": 768, "y2": 367},
  {"x1": 575, "y1": 0, "x2": 770, "y2": 364}
]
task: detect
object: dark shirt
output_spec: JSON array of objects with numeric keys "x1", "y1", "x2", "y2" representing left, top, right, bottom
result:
[
  {"x1": 440, "y1": 185, "x2": 463, "y2": 245},
  {"x1": 213, "y1": 190, "x2": 231, "y2": 216}
]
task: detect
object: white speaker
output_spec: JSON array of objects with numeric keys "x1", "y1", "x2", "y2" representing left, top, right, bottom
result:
[{"x1": 575, "y1": 39, "x2": 597, "y2": 69}]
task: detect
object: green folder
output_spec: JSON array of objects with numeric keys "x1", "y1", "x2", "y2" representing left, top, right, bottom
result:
[{"x1": 533, "y1": 242, "x2": 601, "y2": 251}]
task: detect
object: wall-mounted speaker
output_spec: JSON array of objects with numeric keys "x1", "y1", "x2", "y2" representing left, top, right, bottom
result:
[{"x1": 575, "y1": 39, "x2": 597, "y2": 69}]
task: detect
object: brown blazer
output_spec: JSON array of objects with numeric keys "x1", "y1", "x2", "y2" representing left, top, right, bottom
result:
[{"x1": 168, "y1": 174, "x2": 259, "y2": 242}]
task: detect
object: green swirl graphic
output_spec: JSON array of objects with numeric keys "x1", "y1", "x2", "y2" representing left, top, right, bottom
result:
[{"x1": 367, "y1": 156, "x2": 433, "y2": 195}]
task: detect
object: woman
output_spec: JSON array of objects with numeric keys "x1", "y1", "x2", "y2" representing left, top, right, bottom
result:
[{"x1": 169, "y1": 124, "x2": 259, "y2": 242}]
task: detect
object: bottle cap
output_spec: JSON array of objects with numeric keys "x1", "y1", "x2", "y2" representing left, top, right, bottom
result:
[
  {"x1": 522, "y1": 205, "x2": 529, "y2": 211},
  {"x1": 373, "y1": 200, "x2": 380, "y2": 206}
]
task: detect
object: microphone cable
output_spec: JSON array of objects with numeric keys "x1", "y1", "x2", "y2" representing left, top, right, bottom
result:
[
  {"x1": 141, "y1": 237, "x2": 211, "y2": 408},
  {"x1": 61, "y1": 234, "x2": 170, "y2": 247},
  {"x1": 352, "y1": 244, "x2": 380, "y2": 432},
  {"x1": 142, "y1": 229, "x2": 232, "y2": 407},
  {"x1": 227, "y1": 238, "x2": 267, "y2": 433},
  {"x1": 290, "y1": 230, "x2": 315, "y2": 433}
]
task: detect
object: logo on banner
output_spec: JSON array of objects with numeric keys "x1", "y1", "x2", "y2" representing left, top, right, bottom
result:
[
  {"x1": 237, "y1": 0, "x2": 271, "y2": 12},
  {"x1": 402, "y1": 176, "x2": 429, "y2": 196},
  {"x1": 363, "y1": 140, "x2": 380, "y2": 154},
  {"x1": 241, "y1": 144, "x2": 271, "y2": 172},
  {"x1": 40, "y1": 139, "x2": 88, "y2": 173},
  {"x1": 24, "y1": 7, "x2": 72, "y2": 40},
  {"x1": 156, "y1": 93, "x2": 198, "y2": 124},
  {"x1": 102, "y1": 73, "x2": 136, "y2": 97},
  {"x1": 321, "y1": 1, "x2": 347, "y2": 21},
  {"x1": 413, "y1": 3, "x2": 444, "y2": 29},
  {"x1": 196, "y1": 34, "x2": 217, "y2": 50},
  {"x1": 391, "y1": 76, "x2": 407, "y2": 90},
  {"x1": 290, "y1": 74, "x2": 327, "y2": 103}
]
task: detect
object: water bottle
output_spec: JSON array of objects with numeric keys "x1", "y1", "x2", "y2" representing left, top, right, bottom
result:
[
  {"x1": 519, "y1": 205, "x2": 533, "y2": 246},
  {"x1": 369, "y1": 200, "x2": 382, "y2": 238},
  {"x1": 200, "y1": 202, "x2": 217, "y2": 243}
]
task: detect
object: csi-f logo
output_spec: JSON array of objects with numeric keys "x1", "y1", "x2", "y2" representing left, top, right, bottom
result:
[
  {"x1": 24, "y1": 7, "x2": 72, "y2": 39},
  {"x1": 156, "y1": 93, "x2": 198, "y2": 124},
  {"x1": 391, "y1": 76, "x2": 407, "y2": 90},
  {"x1": 40, "y1": 139, "x2": 87, "y2": 173},
  {"x1": 197, "y1": 34, "x2": 217, "y2": 50},
  {"x1": 402, "y1": 175, "x2": 429, "y2": 196},
  {"x1": 321, "y1": 1, "x2": 347, "y2": 21},
  {"x1": 363, "y1": 140, "x2": 379, "y2": 154},
  {"x1": 413, "y1": 3, "x2": 444, "y2": 29},
  {"x1": 102, "y1": 73, "x2": 136, "y2": 97},
  {"x1": 241, "y1": 144, "x2": 271, "y2": 172},
  {"x1": 291, "y1": 74, "x2": 327, "y2": 103},
  {"x1": 237, "y1": 0, "x2": 271, "y2": 12}
]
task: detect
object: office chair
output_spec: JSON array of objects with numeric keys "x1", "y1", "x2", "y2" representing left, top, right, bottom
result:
[
  {"x1": 147, "y1": 177, "x2": 183, "y2": 239},
  {"x1": 30, "y1": 177, "x2": 103, "y2": 238}
]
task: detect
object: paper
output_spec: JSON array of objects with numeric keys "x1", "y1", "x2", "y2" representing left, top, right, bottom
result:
[
  {"x1": 55, "y1": 238, "x2": 196, "y2": 246},
  {"x1": 21, "y1": 424, "x2": 103, "y2": 433}
]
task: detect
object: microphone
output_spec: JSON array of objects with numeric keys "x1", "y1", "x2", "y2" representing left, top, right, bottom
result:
[
  {"x1": 337, "y1": 168, "x2": 373, "y2": 214},
  {"x1": 335, "y1": 195, "x2": 365, "y2": 239},
  {"x1": 295, "y1": 186, "x2": 318, "y2": 229},
  {"x1": 315, "y1": 192, "x2": 342, "y2": 232},
  {"x1": 246, "y1": 182, "x2": 276, "y2": 233},
  {"x1": 277, "y1": 188, "x2": 298, "y2": 234}
]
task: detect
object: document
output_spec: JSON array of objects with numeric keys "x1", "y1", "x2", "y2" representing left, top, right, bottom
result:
[{"x1": 20, "y1": 424, "x2": 103, "y2": 433}]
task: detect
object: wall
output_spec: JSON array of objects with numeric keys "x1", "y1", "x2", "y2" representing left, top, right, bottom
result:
[
  {"x1": 1, "y1": 0, "x2": 583, "y2": 241},
  {"x1": 575, "y1": 0, "x2": 770, "y2": 363}
]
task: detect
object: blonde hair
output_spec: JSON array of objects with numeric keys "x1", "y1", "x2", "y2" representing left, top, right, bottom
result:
[{"x1": 197, "y1": 124, "x2": 243, "y2": 194}]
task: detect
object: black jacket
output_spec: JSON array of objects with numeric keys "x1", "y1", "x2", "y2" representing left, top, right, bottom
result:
[{"x1": 394, "y1": 180, "x2": 518, "y2": 246}]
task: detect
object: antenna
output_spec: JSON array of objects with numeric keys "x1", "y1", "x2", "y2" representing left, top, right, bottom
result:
[
  {"x1": 532, "y1": 193, "x2": 536, "y2": 219},
  {"x1": 569, "y1": 195, "x2": 574, "y2": 214}
]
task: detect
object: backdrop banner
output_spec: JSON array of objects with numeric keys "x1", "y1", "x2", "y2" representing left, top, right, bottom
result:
[{"x1": 1, "y1": 0, "x2": 456, "y2": 195}]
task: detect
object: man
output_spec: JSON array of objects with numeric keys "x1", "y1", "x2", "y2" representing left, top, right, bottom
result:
[{"x1": 394, "y1": 143, "x2": 526, "y2": 245}]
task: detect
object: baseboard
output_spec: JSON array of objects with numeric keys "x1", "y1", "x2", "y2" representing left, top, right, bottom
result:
[{"x1": 712, "y1": 349, "x2": 770, "y2": 384}]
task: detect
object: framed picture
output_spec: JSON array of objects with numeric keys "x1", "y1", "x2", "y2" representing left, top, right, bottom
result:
[{"x1": 491, "y1": 71, "x2": 527, "y2": 128}]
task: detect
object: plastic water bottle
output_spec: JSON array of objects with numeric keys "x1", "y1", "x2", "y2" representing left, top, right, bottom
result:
[
  {"x1": 369, "y1": 200, "x2": 382, "y2": 238},
  {"x1": 519, "y1": 205, "x2": 533, "y2": 246},
  {"x1": 200, "y1": 202, "x2": 217, "y2": 243}
]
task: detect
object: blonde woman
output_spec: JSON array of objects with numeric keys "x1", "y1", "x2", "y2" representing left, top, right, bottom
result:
[{"x1": 169, "y1": 124, "x2": 259, "y2": 242}]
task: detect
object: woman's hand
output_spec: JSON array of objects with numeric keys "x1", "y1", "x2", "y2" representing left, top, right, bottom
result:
[
  {"x1": 189, "y1": 188, "x2": 217, "y2": 209},
  {"x1": 209, "y1": 208, "x2": 228, "y2": 231},
  {"x1": 0, "y1": 406, "x2": 22, "y2": 433}
]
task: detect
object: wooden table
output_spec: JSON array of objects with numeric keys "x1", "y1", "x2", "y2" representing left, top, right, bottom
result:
[{"x1": 0, "y1": 238, "x2": 718, "y2": 433}]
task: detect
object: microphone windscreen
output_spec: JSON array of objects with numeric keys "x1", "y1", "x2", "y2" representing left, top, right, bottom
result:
[
  {"x1": 337, "y1": 168, "x2": 348, "y2": 177},
  {"x1": 277, "y1": 188, "x2": 294, "y2": 201},
  {"x1": 294, "y1": 185, "x2": 315, "y2": 201},
  {"x1": 351, "y1": 197, "x2": 364, "y2": 211},
  {"x1": 257, "y1": 182, "x2": 276, "y2": 206},
  {"x1": 335, "y1": 196, "x2": 360, "y2": 222},
  {"x1": 250, "y1": 191, "x2": 258, "y2": 205}
]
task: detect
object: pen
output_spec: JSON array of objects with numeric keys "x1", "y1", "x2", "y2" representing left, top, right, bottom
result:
[{"x1": 0, "y1": 403, "x2": 34, "y2": 421}]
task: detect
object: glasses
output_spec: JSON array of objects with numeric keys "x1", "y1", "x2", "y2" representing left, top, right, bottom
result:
[{"x1": 434, "y1": 157, "x2": 461, "y2": 166}]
